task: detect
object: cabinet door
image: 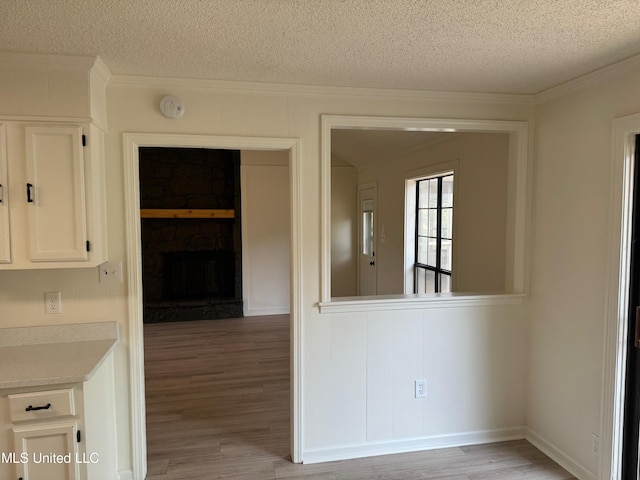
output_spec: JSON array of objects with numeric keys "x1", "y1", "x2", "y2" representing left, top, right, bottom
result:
[
  {"x1": 13, "y1": 422, "x2": 79, "y2": 480},
  {"x1": 25, "y1": 125, "x2": 87, "y2": 262},
  {"x1": 0, "y1": 124, "x2": 10, "y2": 263}
]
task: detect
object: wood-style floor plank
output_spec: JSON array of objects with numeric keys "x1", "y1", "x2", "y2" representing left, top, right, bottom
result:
[{"x1": 144, "y1": 315, "x2": 575, "y2": 480}]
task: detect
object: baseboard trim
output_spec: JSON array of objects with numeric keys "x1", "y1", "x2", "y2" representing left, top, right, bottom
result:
[
  {"x1": 525, "y1": 428, "x2": 596, "y2": 480},
  {"x1": 303, "y1": 426, "x2": 526, "y2": 464},
  {"x1": 116, "y1": 470, "x2": 133, "y2": 480},
  {"x1": 244, "y1": 307, "x2": 290, "y2": 316}
]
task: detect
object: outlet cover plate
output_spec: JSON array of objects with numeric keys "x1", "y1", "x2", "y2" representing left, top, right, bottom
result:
[
  {"x1": 415, "y1": 379, "x2": 427, "y2": 398},
  {"x1": 591, "y1": 433, "x2": 600, "y2": 455},
  {"x1": 45, "y1": 291, "x2": 61, "y2": 314}
]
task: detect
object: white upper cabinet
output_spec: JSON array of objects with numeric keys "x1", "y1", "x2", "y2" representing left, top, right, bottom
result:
[
  {"x1": 0, "y1": 122, "x2": 106, "y2": 270},
  {"x1": 0, "y1": 124, "x2": 10, "y2": 264},
  {"x1": 0, "y1": 55, "x2": 109, "y2": 270},
  {"x1": 25, "y1": 125, "x2": 88, "y2": 262}
]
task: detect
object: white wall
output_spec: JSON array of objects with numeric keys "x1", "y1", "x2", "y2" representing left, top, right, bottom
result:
[
  {"x1": 7, "y1": 50, "x2": 640, "y2": 480},
  {"x1": 104, "y1": 81, "x2": 531, "y2": 464},
  {"x1": 527, "y1": 68, "x2": 640, "y2": 478},
  {"x1": 241, "y1": 150, "x2": 290, "y2": 316},
  {"x1": 331, "y1": 154, "x2": 358, "y2": 297},
  {"x1": 0, "y1": 54, "x2": 535, "y2": 474},
  {"x1": 354, "y1": 133, "x2": 509, "y2": 295}
]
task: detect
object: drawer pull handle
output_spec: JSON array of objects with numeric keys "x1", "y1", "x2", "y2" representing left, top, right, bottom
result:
[{"x1": 25, "y1": 403, "x2": 51, "y2": 412}]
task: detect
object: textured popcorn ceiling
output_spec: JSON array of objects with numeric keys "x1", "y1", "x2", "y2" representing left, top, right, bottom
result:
[{"x1": 3, "y1": 0, "x2": 640, "y2": 94}]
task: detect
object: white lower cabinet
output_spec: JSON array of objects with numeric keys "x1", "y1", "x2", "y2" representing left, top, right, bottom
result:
[
  {"x1": 13, "y1": 421, "x2": 80, "y2": 480},
  {"x1": 0, "y1": 355, "x2": 117, "y2": 480}
]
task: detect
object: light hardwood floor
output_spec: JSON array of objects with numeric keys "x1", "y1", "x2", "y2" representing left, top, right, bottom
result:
[{"x1": 144, "y1": 315, "x2": 575, "y2": 480}]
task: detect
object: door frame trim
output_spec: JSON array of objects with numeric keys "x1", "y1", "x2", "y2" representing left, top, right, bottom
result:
[
  {"x1": 123, "y1": 133, "x2": 303, "y2": 479},
  {"x1": 602, "y1": 113, "x2": 640, "y2": 479}
]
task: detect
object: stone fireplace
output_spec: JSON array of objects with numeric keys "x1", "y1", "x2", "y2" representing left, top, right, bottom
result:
[
  {"x1": 139, "y1": 147, "x2": 242, "y2": 323},
  {"x1": 165, "y1": 250, "x2": 235, "y2": 299}
]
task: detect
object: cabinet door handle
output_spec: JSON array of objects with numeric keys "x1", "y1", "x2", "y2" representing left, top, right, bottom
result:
[
  {"x1": 25, "y1": 403, "x2": 51, "y2": 412},
  {"x1": 0, "y1": 183, "x2": 3, "y2": 203},
  {"x1": 26, "y1": 183, "x2": 34, "y2": 203}
]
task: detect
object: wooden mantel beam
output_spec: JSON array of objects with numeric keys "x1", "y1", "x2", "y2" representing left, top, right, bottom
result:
[{"x1": 140, "y1": 209, "x2": 235, "y2": 219}]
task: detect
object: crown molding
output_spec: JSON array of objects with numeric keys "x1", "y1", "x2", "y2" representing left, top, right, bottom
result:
[
  {"x1": 0, "y1": 51, "x2": 98, "y2": 68},
  {"x1": 91, "y1": 56, "x2": 112, "y2": 85},
  {"x1": 0, "y1": 52, "x2": 111, "y2": 85},
  {"x1": 109, "y1": 74, "x2": 536, "y2": 105},
  {"x1": 4, "y1": 50, "x2": 640, "y2": 105},
  {"x1": 535, "y1": 52, "x2": 640, "y2": 103},
  {"x1": 0, "y1": 114, "x2": 92, "y2": 124}
]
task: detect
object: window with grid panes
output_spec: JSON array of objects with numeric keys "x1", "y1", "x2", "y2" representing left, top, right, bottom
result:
[{"x1": 415, "y1": 174, "x2": 453, "y2": 293}]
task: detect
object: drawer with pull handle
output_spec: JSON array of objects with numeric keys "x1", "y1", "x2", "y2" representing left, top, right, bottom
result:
[{"x1": 7, "y1": 388, "x2": 75, "y2": 422}]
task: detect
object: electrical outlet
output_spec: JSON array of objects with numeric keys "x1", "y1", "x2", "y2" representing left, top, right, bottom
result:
[
  {"x1": 591, "y1": 433, "x2": 600, "y2": 455},
  {"x1": 415, "y1": 379, "x2": 427, "y2": 398},
  {"x1": 44, "y1": 292, "x2": 61, "y2": 314}
]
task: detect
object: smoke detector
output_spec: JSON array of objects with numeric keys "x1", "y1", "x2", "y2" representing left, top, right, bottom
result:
[{"x1": 159, "y1": 95, "x2": 185, "y2": 119}]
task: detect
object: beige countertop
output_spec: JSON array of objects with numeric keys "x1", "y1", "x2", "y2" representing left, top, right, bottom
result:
[{"x1": 0, "y1": 322, "x2": 118, "y2": 389}]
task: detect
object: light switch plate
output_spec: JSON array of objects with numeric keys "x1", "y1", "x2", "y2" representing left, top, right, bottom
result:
[{"x1": 99, "y1": 261, "x2": 123, "y2": 283}]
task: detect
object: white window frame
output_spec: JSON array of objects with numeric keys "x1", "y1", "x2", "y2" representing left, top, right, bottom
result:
[{"x1": 404, "y1": 161, "x2": 458, "y2": 294}]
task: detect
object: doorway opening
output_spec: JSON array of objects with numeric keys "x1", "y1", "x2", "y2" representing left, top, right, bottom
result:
[
  {"x1": 138, "y1": 146, "x2": 293, "y2": 475},
  {"x1": 139, "y1": 147, "x2": 243, "y2": 323},
  {"x1": 601, "y1": 113, "x2": 640, "y2": 480},
  {"x1": 622, "y1": 134, "x2": 640, "y2": 478},
  {"x1": 357, "y1": 182, "x2": 377, "y2": 296},
  {"x1": 123, "y1": 133, "x2": 303, "y2": 479}
]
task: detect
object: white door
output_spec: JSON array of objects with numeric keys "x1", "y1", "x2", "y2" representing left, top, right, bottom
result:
[
  {"x1": 25, "y1": 125, "x2": 88, "y2": 262},
  {"x1": 358, "y1": 185, "x2": 377, "y2": 296},
  {"x1": 0, "y1": 124, "x2": 10, "y2": 263}
]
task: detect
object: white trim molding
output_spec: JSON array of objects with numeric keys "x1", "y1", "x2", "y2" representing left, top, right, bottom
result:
[
  {"x1": 110, "y1": 74, "x2": 535, "y2": 105},
  {"x1": 303, "y1": 426, "x2": 526, "y2": 464},
  {"x1": 535, "y1": 53, "x2": 640, "y2": 104},
  {"x1": 599, "y1": 113, "x2": 640, "y2": 480},
  {"x1": 243, "y1": 306, "x2": 290, "y2": 317},
  {"x1": 525, "y1": 428, "x2": 596, "y2": 480},
  {"x1": 123, "y1": 133, "x2": 304, "y2": 478},
  {"x1": 320, "y1": 115, "x2": 529, "y2": 306},
  {"x1": 116, "y1": 470, "x2": 133, "y2": 480},
  {"x1": 319, "y1": 293, "x2": 525, "y2": 313}
]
